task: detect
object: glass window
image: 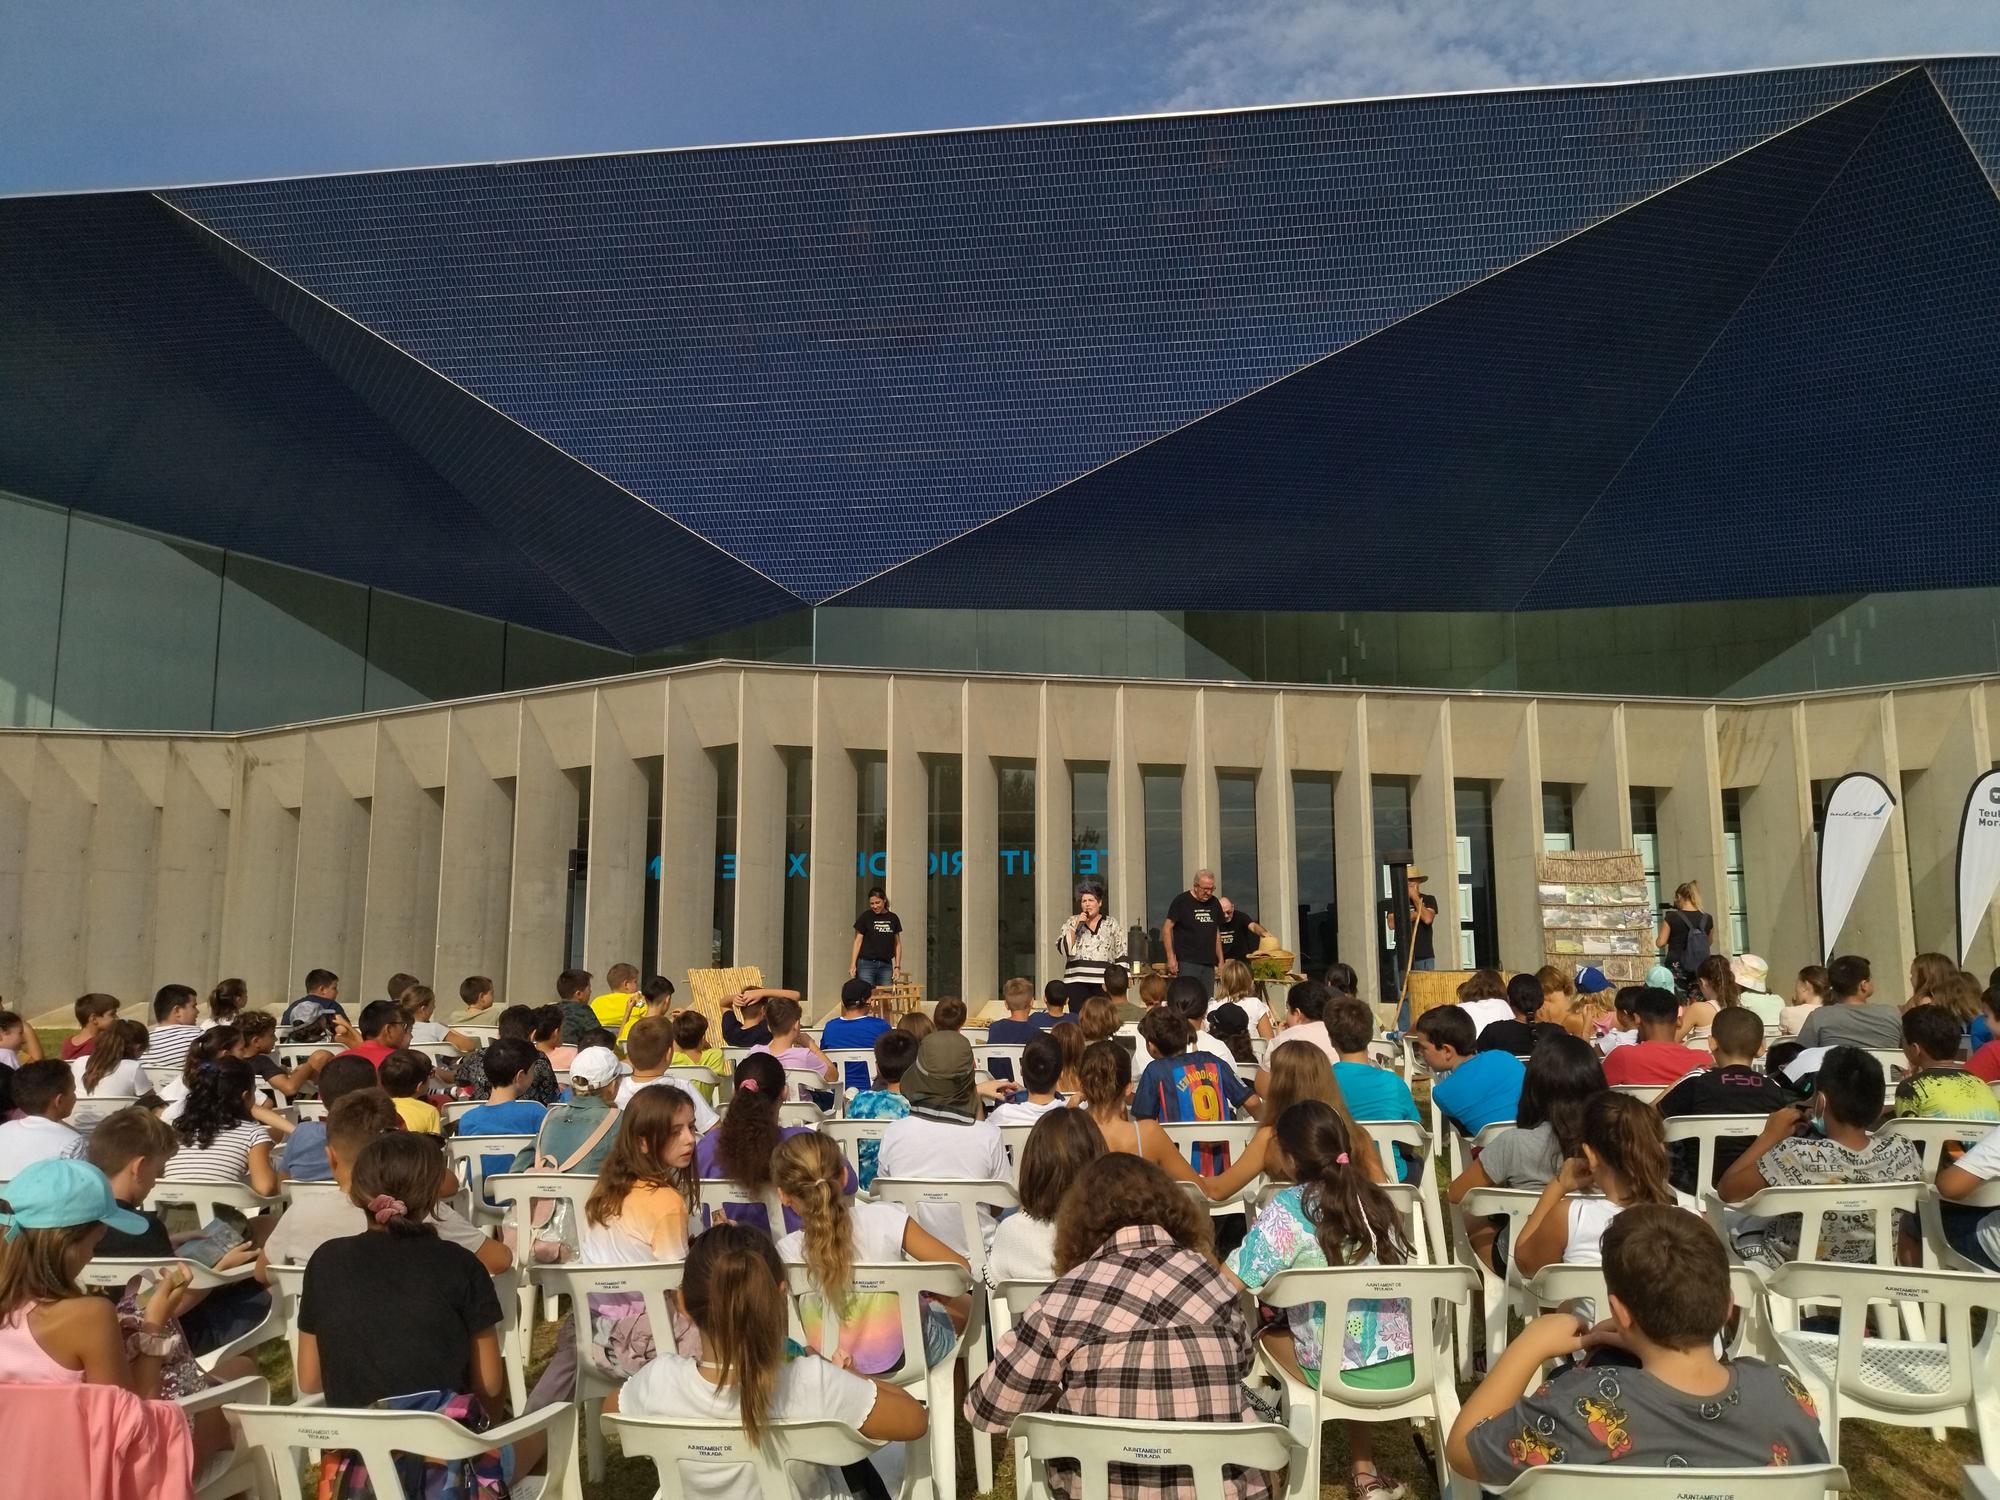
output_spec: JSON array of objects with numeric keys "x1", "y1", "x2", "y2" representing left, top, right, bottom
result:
[
  {"x1": 781, "y1": 749, "x2": 813, "y2": 992},
  {"x1": 53, "y1": 511, "x2": 221, "y2": 731},
  {"x1": 0, "y1": 491, "x2": 68, "y2": 728},
  {"x1": 214, "y1": 552, "x2": 368, "y2": 731},
  {"x1": 854, "y1": 751, "x2": 888, "y2": 910},
  {"x1": 1631, "y1": 787, "x2": 1662, "y2": 918},
  {"x1": 1141, "y1": 767, "x2": 1184, "y2": 962},
  {"x1": 996, "y1": 760, "x2": 1037, "y2": 989},
  {"x1": 363, "y1": 591, "x2": 504, "y2": 712},
  {"x1": 1069, "y1": 762, "x2": 1110, "y2": 913},
  {"x1": 565, "y1": 768, "x2": 591, "y2": 970},
  {"x1": 640, "y1": 757, "x2": 664, "y2": 978},
  {"x1": 1722, "y1": 787, "x2": 1748, "y2": 954},
  {"x1": 504, "y1": 625, "x2": 633, "y2": 693},
  {"x1": 1456, "y1": 781, "x2": 1498, "y2": 969},
  {"x1": 1372, "y1": 777, "x2": 1413, "y2": 1001},
  {"x1": 1217, "y1": 771, "x2": 1261, "y2": 920},
  {"x1": 924, "y1": 754, "x2": 963, "y2": 998},
  {"x1": 1292, "y1": 773, "x2": 1337, "y2": 975},
  {"x1": 1542, "y1": 783, "x2": 1576, "y2": 854},
  {"x1": 711, "y1": 746, "x2": 739, "y2": 966}
]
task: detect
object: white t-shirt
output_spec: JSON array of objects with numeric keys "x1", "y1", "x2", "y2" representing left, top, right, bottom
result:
[
  {"x1": 619, "y1": 1351, "x2": 880, "y2": 1500},
  {"x1": 1457, "y1": 999, "x2": 1514, "y2": 1036},
  {"x1": 616, "y1": 1074, "x2": 720, "y2": 1134},
  {"x1": 1565, "y1": 1192, "x2": 1703, "y2": 1264},
  {"x1": 1192, "y1": 1033, "x2": 1240, "y2": 1066},
  {"x1": 0, "y1": 1116, "x2": 87, "y2": 1177},
  {"x1": 986, "y1": 1212, "x2": 1057, "y2": 1287},
  {"x1": 986, "y1": 1097, "x2": 1067, "y2": 1127},
  {"x1": 69, "y1": 1057, "x2": 153, "y2": 1098},
  {"x1": 1226, "y1": 996, "x2": 1271, "y2": 1034},
  {"x1": 875, "y1": 1115, "x2": 1010, "y2": 1257},
  {"x1": 1955, "y1": 1129, "x2": 2000, "y2": 1180},
  {"x1": 1599, "y1": 1028, "x2": 1637, "y2": 1056},
  {"x1": 776, "y1": 1198, "x2": 910, "y2": 1269},
  {"x1": 409, "y1": 1019, "x2": 450, "y2": 1045},
  {"x1": 165, "y1": 1119, "x2": 270, "y2": 1183}
]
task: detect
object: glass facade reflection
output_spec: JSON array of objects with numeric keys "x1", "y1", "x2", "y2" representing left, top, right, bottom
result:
[
  {"x1": 996, "y1": 760, "x2": 1036, "y2": 988},
  {"x1": 924, "y1": 755, "x2": 963, "y2": 998}
]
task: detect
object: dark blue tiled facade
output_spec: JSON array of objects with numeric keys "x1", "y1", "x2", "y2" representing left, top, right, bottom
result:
[{"x1": 3, "y1": 59, "x2": 1998, "y2": 651}]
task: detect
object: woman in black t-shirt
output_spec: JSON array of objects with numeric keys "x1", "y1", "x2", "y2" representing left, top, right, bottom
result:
[
  {"x1": 298, "y1": 1132, "x2": 543, "y2": 1477},
  {"x1": 850, "y1": 885, "x2": 904, "y2": 989},
  {"x1": 1656, "y1": 880, "x2": 1714, "y2": 985}
]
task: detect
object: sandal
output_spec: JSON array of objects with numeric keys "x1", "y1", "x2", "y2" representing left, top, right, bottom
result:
[{"x1": 1352, "y1": 1473, "x2": 1408, "y2": 1500}]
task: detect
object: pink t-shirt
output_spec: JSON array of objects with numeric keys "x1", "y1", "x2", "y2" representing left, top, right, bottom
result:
[{"x1": 1602, "y1": 1040, "x2": 1712, "y2": 1087}]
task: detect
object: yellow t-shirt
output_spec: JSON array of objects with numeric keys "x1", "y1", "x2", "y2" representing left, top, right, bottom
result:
[
  {"x1": 592, "y1": 991, "x2": 644, "y2": 1031},
  {"x1": 392, "y1": 1096, "x2": 442, "y2": 1135},
  {"x1": 616, "y1": 1003, "x2": 666, "y2": 1046},
  {"x1": 667, "y1": 1047, "x2": 727, "y2": 1099}
]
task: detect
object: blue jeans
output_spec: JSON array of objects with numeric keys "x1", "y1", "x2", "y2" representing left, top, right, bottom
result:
[
  {"x1": 1176, "y1": 963, "x2": 1215, "y2": 998},
  {"x1": 1410, "y1": 956, "x2": 1436, "y2": 972},
  {"x1": 855, "y1": 959, "x2": 894, "y2": 988}
]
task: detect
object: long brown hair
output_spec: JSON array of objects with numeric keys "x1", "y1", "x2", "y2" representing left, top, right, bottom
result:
[
  {"x1": 1910, "y1": 952, "x2": 1957, "y2": 1006},
  {"x1": 208, "y1": 978, "x2": 249, "y2": 1024},
  {"x1": 83, "y1": 1019, "x2": 148, "y2": 1093},
  {"x1": 1050, "y1": 1020, "x2": 1086, "y2": 1090},
  {"x1": 0, "y1": 1222, "x2": 97, "y2": 1318},
  {"x1": 1053, "y1": 1153, "x2": 1211, "y2": 1274},
  {"x1": 1265, "y1": 1039, "x2": 1379, "y2": 1181},
  {"x1": 1580, "y1": 1092, "x2": 1674, "y2": 1208},
  {"x1": 715, "y1": 1052, "x2": 786, "y2": 1192},
  {"x1": 682, "y1": 1222, "x2": 788, "y2": 1442},
  {"x1": 771, "y1": 1132, "x2": 855, "y2": 1310},
  {"x1": 1933, "y1": 969, "x2": 1984, "y2": 1027},
  {"x1": 1695, "y1": 954, "x2": 1740, "y2": 1008},
  {"x1": 1457, "y1": 968, "x2": 1506, "y2": 1003},
  {"x1": 587, "y1": 1084, "x2": 699, "y2": 1230},
  {"x1": 1076, "y1": 1039, "x2": 1130, "y2": 1115},
  {"x1": 1017, "y1": 1110, "x2": 1107, "y2": 1221},
  {"x1": 1076, "y1": 996, "x2": 1120, "y2": 1044},
  {"x1": 1276, "y1": 1101, "x2": 1408, "y2": 1266}
]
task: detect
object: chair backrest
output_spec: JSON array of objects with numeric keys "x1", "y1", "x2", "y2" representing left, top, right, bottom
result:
[
  {"x1": 779, "y1": 1100, "x2": 824, "y2": 1126},
  {"x1": 1256, "y1": 1262, "x2": 1477, "y2": 1411},
  {"x1": 263, "y1": 1262, "x2": 308, "y2": 1370},
  {"x1": 1611, "y1": 1082, "x2": 1670, "y2": 1104},
  {"x1": 1471, "y1": 1119, "x2": 1517, "y2": 1151},
  {"x1": 230, "y1": 1402, "x2": 576, "y2": 1500},
  {"x1": 992, "y1": 1276, "x2": 1054, "y2": 1324},
  {"x1": 821, "y1": 1049, "x2": 875, "y2": 1091},
  {"x1": 785, "y1": 1068, "x2": 834, "y2": 1105},
  {"x1": 483, "y1": 1170, "x2": 599, "y2": 1261},
  {"x1": 1524, "y1": 1261, "x2": 1768, "y2": 1357},
  {"x1": 1354, "y1": 1118, "x2": 1430, "y2": 1182},
  {"x1": 667, "y1": 1064, "x2": 729, "y2": 1104},
  {"x1": 1364, "y1": 1039, "x2": 1403, "y2": 1077},
  {"x1": 279, "y1": 1179, "x2": 345, "y2": 1207},
  {"x1": 869, "y1": 1177, "x2": 1019, "y2": 1279},
  {"x1": 291, "y1": 1098, "x2": 328, "y2": 1121},
  {"x1": 144, "y1": 1178, "x2": 280, "y2": 1227},
  {"x1": 1495, "y1": 1464, "x2": 1849, "y2": 1497},
  {"x1": 1718, "y1": 1180, "x2": 1920, "y2": 1264},
  {"x1": 702, "y1": 1174, "x2": 790, "y2": 1234},
  {"x1": 1768, "y1": 1259, "x2": 2000, "y2": 1418},
  {"x1": 819, "y1": 1118, "x2": 895, "y2": 1186},
  {"x1": 1865, "y1": 1049, "x2": 1908, "y2": 1080},
  {"x1": 1155, "y1": 1121, "x2": 1260, "y2": 1160},
  {"x1": 1661, "y1": 1114, "x2": 1771, "y2": 1194},
  {"x1": 532, "y1": 1261, "x2": 688, "y2": 1381},
  {"x1": 445, "y1": 1133, "x2": 536, "y2": 1210},
  {"x1": 605, "y1": 1412, "x2": 881, "y2": 1498},
  {"x1": 1879, "y1": 1116, "x2": 1998, "y2": 1180},
  {"x1": 1010, "y1": 1410, "x2": 1299, "y2": 1500},
  {"x1": 781, "y1": 1260, "x2": 972, "y2": 1377},
  {"x1": 76, "y1": 1254, "x2": 245, "y2": 1296},
  {"x1": 440, "y1": 1099, "x2": 483, "y2": 1123},
  {"x1": 995, "y1": 1122, "x2": 1037, "y2": 1179}
]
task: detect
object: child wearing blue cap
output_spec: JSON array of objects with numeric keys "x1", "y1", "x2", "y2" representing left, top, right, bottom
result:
[{"x1": 0, "y1": 1156, "x2": 239, "y2": 1470}]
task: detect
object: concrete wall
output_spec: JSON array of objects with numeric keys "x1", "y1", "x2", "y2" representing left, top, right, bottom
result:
[{"x1": 2, "y1": 662, "x2": 1992, "y2": 1025}]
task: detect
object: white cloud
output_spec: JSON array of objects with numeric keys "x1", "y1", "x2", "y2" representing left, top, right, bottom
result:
[{"x1": 1140, "y1": 0, "x2": 2000, "y2": 111}]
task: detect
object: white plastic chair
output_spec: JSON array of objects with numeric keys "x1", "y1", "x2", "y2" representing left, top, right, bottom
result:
[
  {"x1": 786, "y1": 1067, "x2": 839, "y2": 1110},
  {"x1": 1252, "y1": 1261, "x2": 1479, "y2": 1499},
  {"x1": 820, "y1": 1117, "x2": 896, "y2": 1193},
  {"x1": 1881, "y1": 1116, "x2": 1998, "y2": 1182},
  {"x1": 446, "y1": 1133, "x2": 535, "y2": 1223},
  {"x1": 784, "y1": 1260, "x2": 977, "y2": 1500},
  {"x1": 780, "y1": 1099, "x2": 824, "y2": 1126},
  {"x1": 75, "y1": 1256, "x2": 284, "y2": 1370},
  {"x1": 1662, "y1": 1114, "x2": 1771, "y2": 1196},
  {"x1": 1156, "y1": 1119, "x2": 1260, "y2": 1175},
  {"x1": 1769, "y1": 1259, "x2": 2000, "y2": 1466},
  {"x1": 607, "y1": 1412, "x2": 902, "y2": 1500},
  {"x1": 667, "y1": 1063, "x2": 729, "y2": 1105},
  {"x1": 279, "y1": 1179, "x2": 344, "y2": 1207},
  {"x1": 1522, "y1": 1261, "x2": 1773, "y2": 1362},
  {"x1": 1365, "y1": 1038, "x2": 1405, "y2": 1078},
  {"x1": 869, "y1": 1177, "x2": 1019, "y2": 1280},
  {"x1": 995, "y1": 1121, "x2": 1037, "y2": 1180},
  {"x1": 1453, "y1": 1186, "x2": 1546, "y2": 1377},
  {"x1": 1918, "y1": 1173, "x2": 2000, "y2": 1272},
  {"x1": 1495, "y1": 1466, "x2": 1848, "y2": 1497},
  {"x1": 1611, "y1": 1082, "x2": 1670, "y2": 1104},
  {"x1": 701, "y1": 1174, "x2": 790, "y2": 1235},
  {"x1": 226, "y1": 1398, "x2": 580, "y2": 1500},
  {"x1": 1008, "y1": 1410, "x2": 1306, "y2": 1500},
  {"x1": 1703, "y1": 1182, "x2": 1921, "y2": 1334},
  {"x1": 531, "y1": 1259, "x2": 687, "y2": 1482},
  {"x1": 483, "y1": 1171, "x2": 600, "y2": 1330},
  {"x1": 1356, "y1": 1117, "x2": 1445, "y2": 1260},
  {"x1": 144, "y1": 1178, "x2": 282, "y2": 1230},
  {"x1": 183, "y1": 1373, "x2": 269, "y2": 1499},
  {"x1": 987, "y1": 1278, "x2": 1055, "y2": 1500},
  {"x1": 973, "y1": 1042, "x2": 1027, "y2": 1084}
]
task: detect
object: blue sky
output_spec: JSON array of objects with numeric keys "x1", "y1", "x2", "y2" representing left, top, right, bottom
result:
[{"x1": 6, "y1": 0, "x2": 2000, "y2": 195}]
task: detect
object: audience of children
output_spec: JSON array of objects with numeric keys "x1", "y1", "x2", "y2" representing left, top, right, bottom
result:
[
  {"x1": 985, "y1": 1109, "x2": 1106, "y2": 1286},
  {"x1": 454, "y1": 1003, "x2": 562, "y2": 1104},
  {"x1": 1657, "y1": 1006, "x2": 1792, "y2": 1192},
  {"x1": 698, "y1": 1052, "x2": 845, "y2": 1235},
  {"x1": 1204, "y1": 1038, "x2": 1384, "y2": 1201},
  {"x1": 0, "y1": 1060, "x2": 88, "y2": 1177},
  {"x1": 844, "y1": 1029, "x2": 917, "y2": 1191},
  {"x1": 1600, "y1": 985, "x2": 1713, "y2": 1087},
  {"x1": 1513, "y1": 1090, "x2": 1692, "y2": 1276},
  {"x1": 1413, "y1": 1004, "x2": 1523, "y2": 1136},
  {"x1": 1073, "y1": 1037, "x2": 1202, "y2": 1187}
]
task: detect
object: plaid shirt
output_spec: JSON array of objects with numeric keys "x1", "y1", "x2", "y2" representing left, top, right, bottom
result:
[{"x1": 964, "y1": 1224, "x2": 1275, "y2": 1500}]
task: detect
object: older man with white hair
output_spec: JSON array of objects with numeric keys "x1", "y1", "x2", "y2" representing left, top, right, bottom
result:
[{"x1": 1162, "y1": 868, "x2": 1225, "y2": 998}]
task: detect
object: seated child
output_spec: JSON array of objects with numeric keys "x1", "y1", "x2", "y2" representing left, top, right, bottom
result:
[
  {"x1": 1448, "y1": 1204, "x2": 1827, "y2": 1483},
  {"x1": 665, "y1": 1011, "x2": 727, "y2": 1099},
  {"x1": 987, "y1": 1033, "x2": 1069, "y2": 1126},
  {"x1": 1895, "y1": 1002, "x2": 2000, "y2": 1121},
  {"x1": 819, "y1": 978, "x2": 892, "y2": 1093},
  {"x1": 1657, "y1": 1007, "x2": 1792, "y2": 1193},
  {"x1": 1131, "y1": 1005, "x2": 1256, "y2": 1174},
  {"x1": 845, "y1": 1029, "x2": 917, "y2": 1191},
  {"x1": 1413, "y1": 1005, "x2": 1522, "y2": 1137},
  {"x1": 616, "y1": 1018, "x2": 719, "y2": 1133},
  {"x1": 378, "y1": 1048, "x2": 442, "y2": 1135}
]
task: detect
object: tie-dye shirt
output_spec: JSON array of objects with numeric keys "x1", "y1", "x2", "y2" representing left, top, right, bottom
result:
[
  {"x1": 775, "y1": 1199, "x2": 914, "y2": 1374},
  {"x1": 844, "y1": 1088, "x2": 911, "y2": 1189},
  {"x1": 1225, "y1": 1185, "x2": 1411, "y2": 1386}
]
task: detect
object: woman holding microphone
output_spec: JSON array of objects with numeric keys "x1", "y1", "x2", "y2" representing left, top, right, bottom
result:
[{"x1": 1056, "y1": 881, "x2": 1126, "y2": 1005}]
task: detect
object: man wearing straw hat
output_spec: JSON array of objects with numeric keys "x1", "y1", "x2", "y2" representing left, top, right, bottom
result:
[{"x1": 1403, "y1": 866, "x2": 1440, "y2": 972}]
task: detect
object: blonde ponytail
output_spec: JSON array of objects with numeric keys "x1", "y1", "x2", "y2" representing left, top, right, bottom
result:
[{"x1": 773, "y1": 1131, "x2": 855, "y2": 1313}]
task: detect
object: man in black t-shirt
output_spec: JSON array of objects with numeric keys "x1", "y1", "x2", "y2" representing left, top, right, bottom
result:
[
  {"x1": 1216, "y1": 896, "x2": 1267, "y2": 964},
  {"x1": 1399, "y1": 868, "x2": 1440, "y2": 970},
  {"x1": 1162, "y1": 870, "x2": 1224, "y2": 998}
]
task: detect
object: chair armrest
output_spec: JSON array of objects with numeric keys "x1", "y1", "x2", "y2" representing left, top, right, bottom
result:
[
  {"x1": 181, "y1": 1373, "x2": 270, "y2": 1414},
  {"x1": 480, "y1": 1400, "x2": 578, "y2": 1450}
]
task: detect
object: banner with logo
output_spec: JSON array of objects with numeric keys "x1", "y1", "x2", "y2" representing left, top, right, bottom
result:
[
  {"x1": 1957, "y1": 770, "x2": 2000, "y2": 962},
  {"x1": 1818, "y1": 772, "x2": 1895, "y2": 961}
]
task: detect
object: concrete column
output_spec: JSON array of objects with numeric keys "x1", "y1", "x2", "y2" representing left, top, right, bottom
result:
[
  {"x1": 0, "y1": 742, "x2": 29, "y2": 1011},
  {"x1": 1846, "y1": 696, "x2": 1918, "y2": 976},
  {"x1": 1491, "y1": 701, "x2": 1547, "y2": 972},
  {"x1": 582, "y1": 689, "x2": 647, "y2": 980},
  {"x1": 885, "y1": 679, "x2": 930, "y2": 990},
  {"x1": 1412, "y1": 700, "x2": 1463, "y2": 961},
  {"x1": 20, "y1": 742, "x2": 92, "y2": 1009},
  {"x1": 436, "y1": 706, "x2": 518, "y2": 995},
  {"x1": 87, "y1": 743, "x2": 161, "y2": 998},
  {"x1": 1572, "y1": 704, "x2": 1634, "y2": 850},
  {"x1": 1261, "y1": 695, "x2": 1297, "y2": 953},
  {"x1": 807, "y1": 677, "x2": 862, "y2": 1016},
  {"x1": 219, "y1": 746, "x2": 300, "y2": 1005},
  {"x1": 152, "y1": 743, "x2": 230, "y2": 1000},
  {"x1": 1896, "y1": 687, "x2": 1991, "y2": 963},
  {"x1": 658, "y1": 679, "x2": 719, "y2": 986},
  {"x1": 1186, "y1": 690, "x2": 1214, "y2": 878},
  {"x1": 507, "y1": 703, "x2": 580, "y2": 1004},
  {"x1": 291, "y1": 731, "x2": 369, "y2": 993},
  {"x1": 361, "y1": 723, "x2": 444, "y2": 994},
  {"x1": 1724, "y1": 702, "x2": 1818, "y2": 972},
  {"x1": 1335, "y1": 697, "x2": 1380, "y2": 1001},
  {"x1": 734, "y1": 674, "x2": 786, "y2": 985}
]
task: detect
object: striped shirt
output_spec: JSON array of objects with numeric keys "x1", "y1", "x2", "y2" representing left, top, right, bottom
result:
[
  {"x1": 139, "y1": 1024, "x2": 203, "y2": 1081},
  {"x1": 166, "y1": 1120, "x2": 270, "y2": 1183},
  {"x1": 965, "y1": 1223, "x2": 1273, "y2": 1500},
  {"x1": 1056, "y1": 915, "x2": 1127, "y2": 991}
]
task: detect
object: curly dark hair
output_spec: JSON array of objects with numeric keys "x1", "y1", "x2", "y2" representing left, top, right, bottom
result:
[
  {"x1": 1053, "y1": 1152, "x2": 1211, "y2": 1274},
  {"x1": 715, "y1": 1051, "x2": 787, "y2": 1192},
  {"x1": 174, "y1": 1054, "x2": 256, "y2": 1151}
]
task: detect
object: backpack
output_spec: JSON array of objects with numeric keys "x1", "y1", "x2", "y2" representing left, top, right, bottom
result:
[
  {"x1": 1679, "y1": 912, "x2": 1712, "y2": 976},
  {"x1": 520, "y1": 1107, "x2": 621, "y2": 1265}
]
